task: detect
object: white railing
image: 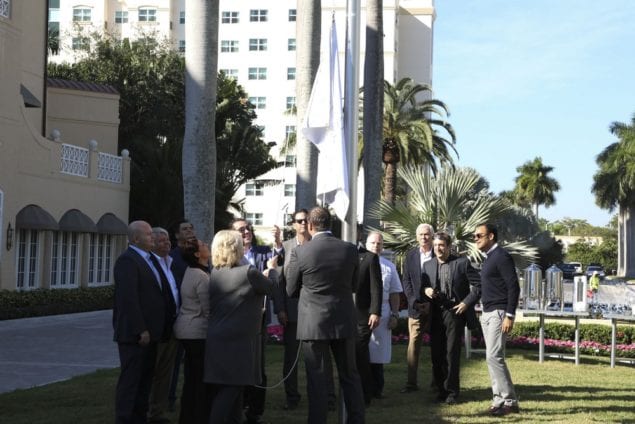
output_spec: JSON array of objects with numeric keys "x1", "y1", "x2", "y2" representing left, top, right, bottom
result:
[
  {"x1": 98, "y1": 152, "x2": 123, "y2": 183},
  {"x1": 61, "y1": 143, "x2": 89, "y2": 177},
  {"x1": 0, "y1": 0, "x2": 10, "y2": 19}
]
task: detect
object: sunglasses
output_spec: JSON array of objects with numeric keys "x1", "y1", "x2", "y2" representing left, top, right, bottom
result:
[
  {"x1": 473, "y1": 233, "x2": 488, "y2": 240},
  {"x1": 294, "y1": 218, "x2": 308, "y2": 224}
]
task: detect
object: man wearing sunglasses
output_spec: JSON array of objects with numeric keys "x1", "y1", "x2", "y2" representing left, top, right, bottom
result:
[{"x1": 473, "y1": 223, "x2": 520, "y2": 416}]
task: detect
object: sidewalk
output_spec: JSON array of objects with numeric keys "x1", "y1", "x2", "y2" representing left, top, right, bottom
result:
[{"x1": 0, "y1": 310, "x2": 118, "y2": 394}]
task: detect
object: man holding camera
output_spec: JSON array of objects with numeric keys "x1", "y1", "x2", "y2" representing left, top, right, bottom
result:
[{"x1": 419, "y1": 232, "x2": 481, "y2": 405}]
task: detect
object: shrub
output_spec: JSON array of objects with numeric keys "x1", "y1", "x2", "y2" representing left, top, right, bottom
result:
[{"x1": 0, "y1": 286, "x2": 114, "y2": 320}]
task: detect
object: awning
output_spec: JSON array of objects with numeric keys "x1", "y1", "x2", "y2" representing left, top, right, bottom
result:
[
  {"x1": 20, "y1": 84, "x2": 42, "y2": 108},
  {"x1": 15, "y1": 205, "x2": 59, "y2": 230},
  {"x1": 96, "y1": 213, "x2": 128, "y2": 235},
  {"x1": 59, "y1": 209, "x2": 97, "y2": 233}
]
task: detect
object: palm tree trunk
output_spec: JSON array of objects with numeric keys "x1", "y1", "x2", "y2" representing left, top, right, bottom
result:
[
  {"x1": 533, "y1": 202, "x2": 539, "y2": 220},
  {"x1": 362, "y1": 0, "x2": 383, "y2": 229},
  {"x1": 618, "y1": 206, "x2": 635, "y2": 277},
  {"x1": 182, "y1": 0, "x2": 218, "y2": 243},
  {"x1": 383, "y1": 161, "x2": 397, "y2": 205},
  {"x1": 295, "y1": 1, "x2": 321, "y2": 210}
]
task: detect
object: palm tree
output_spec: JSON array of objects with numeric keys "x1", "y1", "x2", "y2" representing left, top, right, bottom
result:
[
  {"x1": 513, "y1": 157, "x2": 560, "y2": 220},
  {"x1": 380, "y1": 78, "x2": 456, "y2": 205},
  {"x1": 592, "y1": 113, "x2": 635, "y2": 277},
  {"x1": 369, "y1": 165, "x2": 538, "y2": 266},
  {"x1": 294, "y1": 1, "x2": 321, "y2": 210},
  {"x1": 361, "y1": 0, "x2": 384, "y2": 229},
  {"x1": 182, "y1": 0, "x2": 219, "y2": 243}
]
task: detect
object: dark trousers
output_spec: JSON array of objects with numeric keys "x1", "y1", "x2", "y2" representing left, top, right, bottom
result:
[
  {"x1": 168, "y1": 344, "x2": 184, "y2": 407},
  {"x1": 303, "y1": 338, "x2": 365, "y2": 424},
  {"x1": 209, "y1": 384, "x2": 244, "y2": 424},
  {"x1": 356, "y1": 317, "x2": 374, "y2": 404},
  {"x1": 430, "y1": 305, "x2": 465, "y2": 397},
  {"x1": 179, "y1": 339, "x2": 210, "y2": 424},
  {"x1": 370, "y1": 363, "x2": 384, "y2": 397},
  {"x1": 283, "y1": 321, "x2": 301, "y2": 404},
  {"x1": 244, "y1": 323, "x2": 267, "y2": 420},
  {"x1": 115, "y1": 342, "x2": 158, "y2": 424}
]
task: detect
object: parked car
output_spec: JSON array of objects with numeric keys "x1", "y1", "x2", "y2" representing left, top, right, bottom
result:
[
  {"x1": 586, "y1": 265, "x2": 606, "y2": 280},
  {"x1": 569, "y1": 262, "x2": 583, "y2": 275},
  {"x1": 558, "y1": 263, "x2": 576, "y2": 279}
]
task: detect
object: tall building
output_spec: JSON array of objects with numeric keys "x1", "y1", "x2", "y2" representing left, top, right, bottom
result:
[
  {"x1": 49, "y1": 0, "x2": 434, "y2": 241},
  {"x1": 0, "y1": 1, "x2": 130, "y2": 291}
]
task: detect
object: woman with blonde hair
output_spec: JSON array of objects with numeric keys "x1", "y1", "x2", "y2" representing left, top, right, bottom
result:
[{"x1": 203, "y1": 230, "x2": 276, "y2": 423}]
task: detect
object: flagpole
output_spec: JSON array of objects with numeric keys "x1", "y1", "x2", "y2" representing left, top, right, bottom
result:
[{"x1": 342, "y1": 0, "x2": 361, "y2": 244}]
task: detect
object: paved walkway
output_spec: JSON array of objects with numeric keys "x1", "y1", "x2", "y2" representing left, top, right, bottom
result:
[{"x1": 0, "y1": 310, "x2": 118, "y2": 394}]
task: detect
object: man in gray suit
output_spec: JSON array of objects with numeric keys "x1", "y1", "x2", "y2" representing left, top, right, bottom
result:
[{"x1": 287, "y1": 206, "x2": 365, "y2": 424}]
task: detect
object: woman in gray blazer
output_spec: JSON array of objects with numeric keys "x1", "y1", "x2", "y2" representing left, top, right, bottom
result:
[
  {"x1": 173, "y1": 239, "x2": 211, "y2": 424},
  {"x1": 203, "y1": 230, "x2": 275, "y2": 423}
]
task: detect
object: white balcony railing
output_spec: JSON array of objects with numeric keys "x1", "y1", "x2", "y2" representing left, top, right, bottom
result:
[
  {"x1": 60, "y1": 143, "x2": 89, "y2": 177},
  {"x1": 97, "y1": 152, "x2": 123, "y2": 183}
]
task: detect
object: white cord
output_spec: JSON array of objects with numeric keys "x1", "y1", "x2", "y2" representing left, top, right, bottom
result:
[{"x1": 254, "y1": 339, "x2": 303, "y2": 389}]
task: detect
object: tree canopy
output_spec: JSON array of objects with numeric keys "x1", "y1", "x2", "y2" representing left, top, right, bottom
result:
[
  {"x1": 48, "y1": 35, "x2": 277, "y2": 231},
  {"x1": 512, "y1": 156, "x2": 560, "y2": 219}
]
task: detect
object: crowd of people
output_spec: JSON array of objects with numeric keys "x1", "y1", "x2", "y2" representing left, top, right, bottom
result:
[{"x1": 112, "y1": 207, "x2": 522, "y2": 423}]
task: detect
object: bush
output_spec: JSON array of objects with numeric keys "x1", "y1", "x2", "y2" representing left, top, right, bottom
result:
[{"x1": 0, "y1": 286, "x2": 114, "y2": 320}]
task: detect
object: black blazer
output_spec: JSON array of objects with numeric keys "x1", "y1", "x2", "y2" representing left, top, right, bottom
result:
[
  {"x1": 402, "y1": 247, "x2": 427, "y2": 318},
  {"x1": 420, "y1": 254, "x2": 482, "y2": 330},
  {"x1": 112, "y1": 247, "x2": 167, "y2": 343},
  {"x1": 355, "y1": 247, "x2": 383, "y2": 318}
]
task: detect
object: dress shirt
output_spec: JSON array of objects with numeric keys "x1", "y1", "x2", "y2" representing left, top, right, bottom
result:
[
  {"x1": 129, "y1": 244, "x2": 163, "y2": 290},
  {"x1": 152, "y1": 252, "x2": 180, "y2": 310}
]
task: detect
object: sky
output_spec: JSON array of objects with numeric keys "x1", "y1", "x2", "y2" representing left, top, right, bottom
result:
[{"x1": 431, "y1": 0, "x2": 635, "y2": 227}]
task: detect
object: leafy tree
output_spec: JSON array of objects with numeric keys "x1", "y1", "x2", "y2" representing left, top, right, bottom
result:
[
  {"x1": 374, "y1": 78, "x2": 457, "y2": 205},
  {"x1": 592, "y1": 112, "x2": 635, "y2": 276},
  {"x1": 48, "y1": 35, "x2": 277, "y2": 232},
  {"x1": 513, "y1": 157, "x2": 560, "y2": 220},
  {"x1": 370, "y1": 165, "x2": 537, "y2": 267}
]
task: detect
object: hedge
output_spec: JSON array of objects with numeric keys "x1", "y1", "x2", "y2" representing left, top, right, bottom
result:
[{"x1": 0, "y1": 286, "x2": 114, "y2": 320}]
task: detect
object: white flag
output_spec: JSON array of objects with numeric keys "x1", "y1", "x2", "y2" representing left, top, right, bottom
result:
[{"x1": 302, "y1": 19, "x2": 349, "y2": 221}]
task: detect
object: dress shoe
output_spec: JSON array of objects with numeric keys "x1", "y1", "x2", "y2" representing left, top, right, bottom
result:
[
  {"x1": 445, "y1": 395, "x2": 458, "y2": 405},
  {"x1": 399, "y1": 385, "x2": 419, "y2": 393},
  {"x1": 490, "y1": 404, "x2": 520, "y2": 416}
]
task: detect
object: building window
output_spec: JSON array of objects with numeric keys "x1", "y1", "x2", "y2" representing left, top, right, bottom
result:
[
  {"x1": 285, "y1": 125, "x2": 296, "y2": 138},
  {"x1": 50, "y1": 232, "x2": 80, "y2": 288},
  {"x1": 220, "y1": 68, "x2": 238, "y2": 78},
  {"x1": 284, "y1": 184, "x2": 296, "y2": 197},
  {"x1": 0, "y1": 0, "x2": 10, "y2": 18},
  {"x1": 138, "y1": 8, "x2": 157, "y2": 22},
  {"x1": 221, "y1": 11, "x2": 239, "y2": 23},
  {"x1": 248, "y1": 97, "x2": 266, "y2": 109},
  {"x1": 249, "y1": 9, "x2": 267, "y2": 22},
  {"x1": 284, "y1": 155, "x2": 296, "y2": 167},
  {"x1": 89, "y1": 233, "x2": 113, "y2": 285},
  {"x1": 178, "y1": 40, "x2": 185, "y2": 52},
  {"x1": 179, "y1": 11, "x2": 185, "y2": 24},
  {"x1": 72, "y1": 7, "x2": 91, "y2": 22},
  {"x1": 246, "y1": 182, "x2": 264, "y2": 196},
  {"x1": 288, "y1": 9, "x2": 296, "y2": 22},
  {"x1": 246, "y1": 213, "x2": 264, "y2": 226},
  {"x1": 286, "y1": 97, "x2": 296, "y2": 110},
  {"x1": 249, "y1": 38, "x2": 267, "y2": 51},
  {"x1": 220, "y1": 40, "x2": 239, "y2": 52},
  {"x1": 288, "y1": 38, "x2": 296, "y2": 51},
  {"x1": 248, "y1": 67, "x2": 267, "y2": 80},
  {"x1": 287, "y1": 67, "x2": 296, "y2": 80},
  {"x1": 72, "y1": 37, "x2": 90, "y2": 51},
  {"x1": 16, "y1": 229, "x2": 40, "y2": 290},
  {"x1": 115, "y1": 11, "x2": 128, "y2": 23}
]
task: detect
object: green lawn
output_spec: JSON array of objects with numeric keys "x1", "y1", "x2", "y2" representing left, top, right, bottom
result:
[{"x1": 1, "y1": 344, "x2": 634, "y2": 423}]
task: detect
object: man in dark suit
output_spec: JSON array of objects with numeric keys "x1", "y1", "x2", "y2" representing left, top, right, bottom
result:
[
  {"x1": 113, "y1": 220, "x2": 174, "y2": 424},
  {"x1": 355, "y1": 231, "x2": 382, "y2": 405},
  {"x1": 287, "y1": 206, "x2": 365, "y2": 424},
  {"x1": 400, "y1": 223, "x2": 434, "y2": 393},
  {"x1": 420, "y1": 232, "x2": 481, "y2": 404},
  {"x1": 474, "y1": 223, "x2": 520, "y2": 416}
]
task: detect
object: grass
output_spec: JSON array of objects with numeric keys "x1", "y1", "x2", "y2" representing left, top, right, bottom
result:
[{"x1": 1, "y1": 344, "x2": 635, "y2": 423}]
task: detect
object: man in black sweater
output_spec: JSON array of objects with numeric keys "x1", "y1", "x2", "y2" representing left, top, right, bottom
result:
[{"x1": 474, "y1": 223, "x2": 520, "y2": 417}]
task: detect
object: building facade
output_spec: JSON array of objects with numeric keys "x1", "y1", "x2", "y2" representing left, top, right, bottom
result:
[
  {"x1": 0, "y1": 1, "x2": 130, "y2": 291},
  {"x1": 48, "y1": 0, "x2": 434, "y2": 242}
]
